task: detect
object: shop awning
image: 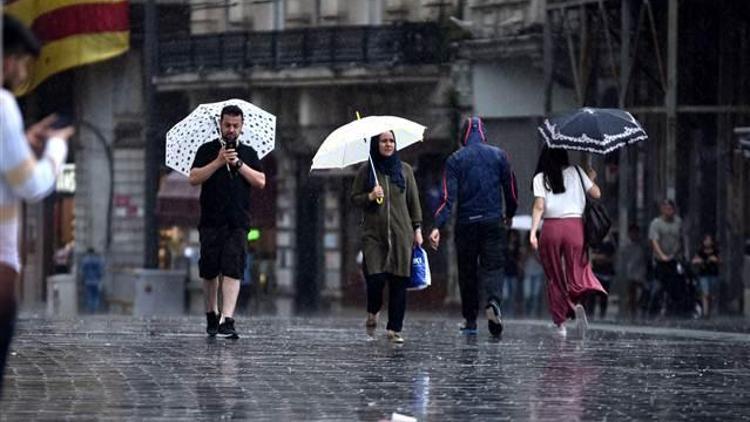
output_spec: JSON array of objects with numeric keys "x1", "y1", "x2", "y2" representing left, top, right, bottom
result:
[{"x1": 156, "y1": 172, "x2": 200, "y2": 227}]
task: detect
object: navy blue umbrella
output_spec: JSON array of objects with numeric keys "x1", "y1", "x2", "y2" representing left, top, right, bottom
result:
[{"x1": 538, "y1": 108, "x2": 648, "y2": 154}]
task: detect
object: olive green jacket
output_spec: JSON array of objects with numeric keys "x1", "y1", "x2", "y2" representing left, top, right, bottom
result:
[{"x1": 351, "y1": 162, "x2": 422, "y2": 278}]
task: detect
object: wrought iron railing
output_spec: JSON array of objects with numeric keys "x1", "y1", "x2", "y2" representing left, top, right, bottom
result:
[{"x1": 157, "y1": 23, "x2": 448, "y2": 75}]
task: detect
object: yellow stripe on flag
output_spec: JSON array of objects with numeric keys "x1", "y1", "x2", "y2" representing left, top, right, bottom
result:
[
  {"x1": 14, "y1": 31, "x2": 129, "y2": 96},
  {"x1": 5, "y1": 0, "x2": 126, "y2": 26}
]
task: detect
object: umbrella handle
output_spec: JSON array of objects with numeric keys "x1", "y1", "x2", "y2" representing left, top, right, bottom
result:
[
  {"x1": 368, "y1": 154, "x2": 384, "y2": 205},
  {"x1": 360, "y1": 110, "x2": 384, "y2": 206}
]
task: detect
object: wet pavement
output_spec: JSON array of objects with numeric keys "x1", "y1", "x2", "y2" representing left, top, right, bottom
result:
[{"x1": 1, "y1": 315, "x2": 749, "y2": 421}]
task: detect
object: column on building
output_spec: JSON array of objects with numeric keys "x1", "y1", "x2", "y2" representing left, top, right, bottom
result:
[
  {"x1": 75, "y1": 63, "x2": 116, "y2": 260},
  {"x1": 275, "y1": 153, "x2": 297, "y2": 296}
]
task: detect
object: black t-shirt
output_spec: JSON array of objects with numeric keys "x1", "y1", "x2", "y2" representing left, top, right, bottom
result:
[
  {"x1": 697, "y1": 247, "x2": 719, "y2": 276},
  {"x1": 191, "y1": 140, "x2": 263, "y2": 230}
]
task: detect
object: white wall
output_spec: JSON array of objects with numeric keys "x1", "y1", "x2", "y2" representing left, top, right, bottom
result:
[
  {"x1": 75, "y1": 52, "x2": 145, "y2": 268},
  {"x1": 75, "y1": 62, "x2": 116, "y2": 256},
  {"x1": 472, "y1": 60, "x2": 577, "y2": 119}
]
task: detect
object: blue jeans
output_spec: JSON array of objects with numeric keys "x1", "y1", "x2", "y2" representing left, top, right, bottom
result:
[
  {"x1": 523, "y1": 274, "x2": 544, "y2": 317},
  {"x1": 698, "y1": 276, "x2": 717, "y2": 296},
  {"x1": 85, "y1": 285, "x2": 100, "y2": 313}
]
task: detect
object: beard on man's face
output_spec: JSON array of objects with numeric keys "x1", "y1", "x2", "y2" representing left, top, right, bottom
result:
[{"x1": 222, "y1": 130, "x2": 238, "y2": 142}]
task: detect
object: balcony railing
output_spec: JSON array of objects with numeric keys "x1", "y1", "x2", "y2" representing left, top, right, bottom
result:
[{"x1": 157, "y1": 23, "x2": 448, "y2": 75}]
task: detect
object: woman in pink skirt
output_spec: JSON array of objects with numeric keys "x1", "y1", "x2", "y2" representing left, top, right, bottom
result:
[{"x1": 529, "y1": 147, "x2": 607, "y2": 337}]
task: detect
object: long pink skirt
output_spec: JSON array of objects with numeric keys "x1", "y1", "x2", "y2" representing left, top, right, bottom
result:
[{"x1": 539, "y1": 218, "x2": 607, "y2": 325}]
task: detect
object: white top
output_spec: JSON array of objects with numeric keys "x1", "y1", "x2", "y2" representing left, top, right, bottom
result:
[
  {"x1": 532, "y1": 166, "x2": 593, "y2": 219},
  {"x1": 1, "y1": 88, "x2": 68, "y2": 271}
]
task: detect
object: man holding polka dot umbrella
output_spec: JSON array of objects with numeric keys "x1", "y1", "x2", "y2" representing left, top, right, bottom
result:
[{"x1": 166, "y1": 100, "x2": 274, "y2": 339}]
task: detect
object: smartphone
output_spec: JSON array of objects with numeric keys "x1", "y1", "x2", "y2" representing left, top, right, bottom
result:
[{"x1": 50, "y1": 113, "x2": 74, "y2": 129}]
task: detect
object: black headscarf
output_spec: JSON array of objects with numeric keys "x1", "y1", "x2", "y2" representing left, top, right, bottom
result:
[{"x1": 368, "y1": 131, "x2": 405, "y2": 192}]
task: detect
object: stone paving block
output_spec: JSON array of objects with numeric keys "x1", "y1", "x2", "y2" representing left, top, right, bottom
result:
[{"x1": 0, "y1": 316, "x2": 749, "y2": 420}]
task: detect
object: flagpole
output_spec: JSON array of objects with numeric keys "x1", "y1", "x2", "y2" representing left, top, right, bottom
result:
[{"x1": 143, "y1": 0, "x2": 159, "y2": 268}]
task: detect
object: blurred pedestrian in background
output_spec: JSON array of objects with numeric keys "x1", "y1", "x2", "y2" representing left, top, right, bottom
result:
[
  {"x1": 648, "y1": 199, "x2": 685, "y2": 317},
  {"x1": 238, "y1": 244, "x2": 256, "y2": 314},
  {"x1": 587, "y1": 232, "x2": 616, "y2": 319},
  {"x1": 79, "y1": 248, "x2": 105, "y2": 313},
  {"x1": 53, "y1": 240, "x2": 74, "y2": 274},
  {"x1": 501, "y1": 230, "x2": 521, "y2": 317},
  {"x1": 620, "y1": 224, "x2": 648, "y2": 319},
  {"x1": 692, "y1": 234, "x2": 720, "y2": 318},
  {"x1": 522, "y1": 241, "x2": 545, "y2": 318}
]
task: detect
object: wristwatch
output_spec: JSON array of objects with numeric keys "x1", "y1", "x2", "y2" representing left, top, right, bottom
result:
[{"x1": 234, "y1": 159, "x2": 244, "y2": 170}]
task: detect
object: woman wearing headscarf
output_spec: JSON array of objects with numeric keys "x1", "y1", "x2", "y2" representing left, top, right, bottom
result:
[
  {"x1": 351, "y1": 131, "x2": 422, "y2": 343},
  {"x1": 529, "y1": 146, "x2": 607, "y2": 338}
]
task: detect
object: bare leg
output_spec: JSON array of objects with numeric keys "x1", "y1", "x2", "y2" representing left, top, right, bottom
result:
[
  {"x1": 204, "y1": 277, "x2": 219, "y2": 314},
  {"x1": 221, "y1": 276, "x2": 240, "y2": 321},
  {"x1": 0, "y1": 265, "x2": 18, "y2": 398}
]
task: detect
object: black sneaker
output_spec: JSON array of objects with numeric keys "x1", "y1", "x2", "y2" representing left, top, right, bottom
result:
[
  {"x1": 218, "y1": 317, "x2": 239, "y2": 339},
  {"x1": 486, "y1": 301, "x2": 503, "y2": 338},
  {"x1": 206, "y1": 312, "x2": 219, "y2": 336}
]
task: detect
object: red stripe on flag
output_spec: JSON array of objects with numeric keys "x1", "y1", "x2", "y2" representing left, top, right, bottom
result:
[{"x1": 30, "y1": 2, "x2": 129, "y2": 44}]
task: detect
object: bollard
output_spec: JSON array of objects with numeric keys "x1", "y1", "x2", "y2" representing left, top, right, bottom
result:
[{"x1": 46, "y1": 274, "x2": 77, "y2": 316}]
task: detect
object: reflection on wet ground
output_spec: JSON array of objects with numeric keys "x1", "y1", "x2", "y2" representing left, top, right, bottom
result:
[{"x1": 2, "y1": 316, "x2": 749, "y2": 420}]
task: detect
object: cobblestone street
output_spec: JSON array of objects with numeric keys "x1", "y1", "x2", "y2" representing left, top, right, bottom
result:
[{"x1": 1, "y1": 314, "x2": 749, "y2": 421}]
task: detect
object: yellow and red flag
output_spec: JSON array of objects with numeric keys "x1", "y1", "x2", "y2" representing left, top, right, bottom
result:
[{"x1": 4, "y1": 0, "x2": 130, "y2": 96}]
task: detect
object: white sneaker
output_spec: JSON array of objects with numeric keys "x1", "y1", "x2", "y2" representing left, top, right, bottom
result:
[
  {"x1": 574, "y1": 304, "x2": 588, "y2": 339},
  {"x1": 554, "y1": 323, "x2": 567, "y2": 337},
  {"x1": 387, "y1": 330, "x2": 405, "y2": 344}
]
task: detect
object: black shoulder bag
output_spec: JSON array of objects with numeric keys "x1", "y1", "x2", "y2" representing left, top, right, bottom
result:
[{"x1": 574, "y1": 166, "x2": 611, "y2": 248}]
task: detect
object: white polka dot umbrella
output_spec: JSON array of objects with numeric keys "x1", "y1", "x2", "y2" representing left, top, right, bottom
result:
[{"x1": 165, "y1": 99, "x2": 276, "y2": 176}]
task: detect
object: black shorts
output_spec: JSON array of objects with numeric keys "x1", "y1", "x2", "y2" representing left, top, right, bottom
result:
[{"x1": 199, "y1": 226, "x2": 247, "y2": 280}]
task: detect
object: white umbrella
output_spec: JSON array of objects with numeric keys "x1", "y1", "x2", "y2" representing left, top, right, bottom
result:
[
  {"x1": 165, "y1": 98, "x2": 276, "y2": 176},
  {"x1": 311, "y1": 115, "x2": 427, "y2": 171}
]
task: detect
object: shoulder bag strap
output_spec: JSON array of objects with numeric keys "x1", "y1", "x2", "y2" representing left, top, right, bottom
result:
[{"x1": 573, "y1": 165, "x2": 587, "y2": 197}]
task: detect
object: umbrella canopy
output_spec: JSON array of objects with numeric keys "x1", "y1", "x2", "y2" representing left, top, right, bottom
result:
[
  {"x1": 538, "y1": 107, "x2": 647, "y2": 154},
  {"x1": 165, "y1": 99, "x2": 276, "y2": 176},
  {"x1": 311, "y1": 115, "x2": 427, "y2": 170}
]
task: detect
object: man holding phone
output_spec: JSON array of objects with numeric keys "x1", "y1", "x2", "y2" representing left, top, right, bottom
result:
[
  {"x1": 1, "y1": 15, "x2": 75, "y2": 396},
  {"x1": 189, "y1": 105, "x2": 265, "y2": 339}
]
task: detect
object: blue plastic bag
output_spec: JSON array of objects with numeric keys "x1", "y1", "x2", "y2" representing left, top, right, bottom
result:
[{"x1": 408, "y1": 246, "x2": 431, "y2": 291}]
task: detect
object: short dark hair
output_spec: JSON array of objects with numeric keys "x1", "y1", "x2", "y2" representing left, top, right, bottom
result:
[
  {"x1": 3, "y1": 15, "x2": 41, "y2": 57},
  {"x1": 220, "y1": 105, "x2": 243, "y2": 121}
]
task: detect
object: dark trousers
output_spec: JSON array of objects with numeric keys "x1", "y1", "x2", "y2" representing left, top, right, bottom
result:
[
  {"x1": 366, "y1": 273, "x2": 408, "y2": 332},
  {"x1": 0, "y1": 264, "x2": 18, "y2": 399},
  {"x1": 454, "y1": 220, "x2": 506, "y2": 325},
  {"x1": 650, "y1": 260, "x2": 684, "y2": 316},
  {"x1": 585, "y1": 276, "x2": 611, "y2": 319}
]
